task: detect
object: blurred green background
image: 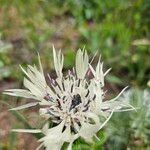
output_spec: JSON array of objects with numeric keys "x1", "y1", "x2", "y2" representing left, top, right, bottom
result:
[{"x1": 0, "y1": 0, "x2": 149, "y2": 150}]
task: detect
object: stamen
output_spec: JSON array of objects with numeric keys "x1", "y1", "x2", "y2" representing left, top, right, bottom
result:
[
  {"x1": 75, "y1": 119, "x2": 81, "y2": 127},
  {"x1": 62, "y1": 81, "x2": 65, "y2": 91},
  {"x1": 71, "y1": 84, "x2": 74, "y2": 93},
  {"x1": 47, "y1": 110, "x2": 56, "y2": 117},
  {"x1": 101, "y1": 108, "x2": 110, "y2": 111},
  {"x1": 47, "y1": 75, "x2": 57, "y2": 94},
  {"x1": 84, "y1": 100, "x2": 91, "y2": 107},
  {"x1": 85, "y1": 89, "x2": 90, "y2": 97},
  {"x1": 70, "y1": 125, "x2": 78, "y2": 134},
  {"x1": 62, "y1": 96, "x2": 66, "y2": 100},
  {"x1": 83, "y1": 106, "x2": 89, "y2": 112},
  {"x1": 44, "y1": 93, "x2": 54, "y2": 102},
  {"x1": 48, "y1": 74, "x2": 56, "y2": 86},
  {"x1": 92, "y1": 94, "x2": 96, "y2": 100},
  {"x1": 77, "y1": 79, "x2": 81, "y2": 87},
  {"x1": 55, "y1": 80, "x2": 62, "y2": 91},
  {"x1": 52, "y1": 117, "x2": 61, "y2": 124},
  {"x1": 56, "y1": 99, "x2": 62, "y2": 110},
  {"x1": 57, "y1": 94, "x2": 61, "y2": 99},
  {"x1": 73, "y1": 108, "x2": 78, "y2": 113}
]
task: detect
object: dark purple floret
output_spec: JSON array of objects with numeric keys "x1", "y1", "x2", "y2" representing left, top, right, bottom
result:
[{"x1": 70, "y1": 94, "x2": 82, "y2": 111}]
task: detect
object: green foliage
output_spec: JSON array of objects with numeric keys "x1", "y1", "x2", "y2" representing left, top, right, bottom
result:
[
  {"x1": 106, "y1": 88, "x2": 150, "y2": 149},
  {"x1": 0, "y1": 38, "x2": 13, "y2": 79},
  {"x1": 68, "y1": 130, "x2": 107, "y2": 150},
  {"x1": 0, "y1": 0, "x2": 149, "y2": 86}
]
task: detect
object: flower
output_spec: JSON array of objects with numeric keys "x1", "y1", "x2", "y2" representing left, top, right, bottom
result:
[{"x1": 4, "y1": 47, "x2": 134, "y2": 150}]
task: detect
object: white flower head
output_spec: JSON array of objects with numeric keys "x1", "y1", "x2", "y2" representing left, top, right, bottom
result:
[{"x1": 4, "y1": 47, "x2": 134, "y2": 150}]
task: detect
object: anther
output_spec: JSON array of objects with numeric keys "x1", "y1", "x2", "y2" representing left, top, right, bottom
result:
[
  {"x1": 84, "y1": 100, "x2": 90, "y2": 107},
  {"x1": 57, "y1": 94, "x2": 61, "y2": 99},
  {"x1": 85, "y1": 90, "x2": 90, "y2": 97},
  {"x1": 92, "y1": 94, "x2": 96, "y2": 100},
  {"x1": 83, "y1": 106, "x2": 89, "y2": 112},
  {"x1": 77, "y1": 79, "x2": 81, "y2": 87},
  {"x1": 71, "y1": 84, "x2": 74, "y2": 93},
  {"x1": 62, "y1": 81, "x2": 65, "y2": 91}
]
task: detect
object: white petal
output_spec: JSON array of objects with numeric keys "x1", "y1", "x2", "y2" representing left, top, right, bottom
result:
[
  {"x1": 109, "y1": 86, "x2": 128, "y2": 102},
  {"x1": 9, "y1": 102, "x2": 38, "y2": 110},
  {"x1": 53, "y1": 46, "x2": 63, "y2": 78},
  {"x1": 79, "y1": 113, "x2": 100, "y2": 142},
  {"x1": 67, "y1": 142, "x2": 73, "y2": 150},
  {"x1": 40, "y1": 120, "x2": 65, "y2": 138},
  {"x1": 36, "y1": 143, "x2": 43, "y2": 150},
  {"x1": 37, "y1": 52, "x2": 44, "y2": 75},
  {"x1": 12, "y1": 129, "x2": 41, "y2": 133},
  {"x1": 42, "y1": 122, "x2": 49, "y2": 134},
  {"x1": 98, "y1": 110, "x2": 114, "y2": 130},
  {"x1": 63, "y1": 125, "x2": 79, "y2": 143},
  {"x1": 89, "y1": 51, "x2": 98, "y2": 64},
  {"x1": 20, "y1": 65, "x2": 30, "y2": 78},
  {"x1": 75, "y1": 49, "x2": 89, "y2": 79},
  {"x1": 113, "y1": 108, "x2": 136, "y2": 112},
  {"x1": 4, "y1": 89, "x2": 36, "y2": 99},
  {"x1": 24, "y1": 78, "x2": 43, "y2": 97},
  {"x1": 104, "y1": 68, "x2": 111, "y2": 76},
  {"x1": 89, "y1": 64, "x2": 96, "y2": 77},
  {"x1": 39, "y1": 108, "x2": 50, "y2": 119},
  {"x1": 39, "y1": 121, "x2": 66, "y2": 150}
]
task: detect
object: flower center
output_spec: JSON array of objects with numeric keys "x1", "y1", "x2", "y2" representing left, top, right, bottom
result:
[{"x1": 69, "y1": 94, "x2": 82, "y2": 111}]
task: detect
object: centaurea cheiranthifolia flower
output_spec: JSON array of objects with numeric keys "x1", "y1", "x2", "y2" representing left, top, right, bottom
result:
[{"x1": 4, "y1": 47, "x2": 134, "y2": 150}]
